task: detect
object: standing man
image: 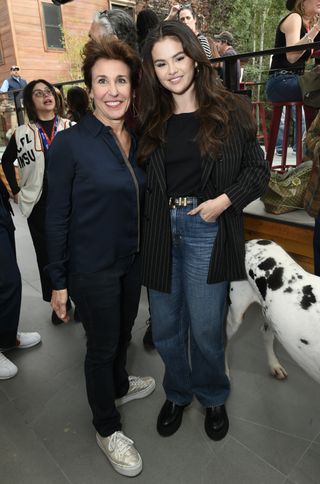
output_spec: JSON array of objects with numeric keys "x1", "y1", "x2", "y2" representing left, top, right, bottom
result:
[
  {"x1": 214, "y1": 31, "x2": 241, "y2": 87},
  {"x1": 0, "y1": 66, "x2": 27, "y2": 99}
]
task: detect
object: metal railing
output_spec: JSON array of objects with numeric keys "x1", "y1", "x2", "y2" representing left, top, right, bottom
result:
[{"x1": 214, "y1": 41, "x2": 320, "y2": 91}]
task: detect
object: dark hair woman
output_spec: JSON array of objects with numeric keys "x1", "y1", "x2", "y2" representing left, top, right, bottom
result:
[
  {"x1": 66, "y1": 86, "x2": 90, "y2": 122},
  {"x1": 45, "y1": 38, "x2": 155, "y2": 478},
  {"x1": 165, "y1": 3, "x2": 214, "y2": 59},
  {"x1": 138, "y1": 21, "x2": 269, "y2": 441},
  {"x1": 266, "y1": 0, "x2": 320, "y2": 127},
  {"x1": 1, "y1": 79, "x2": 74, "y2": 324}
]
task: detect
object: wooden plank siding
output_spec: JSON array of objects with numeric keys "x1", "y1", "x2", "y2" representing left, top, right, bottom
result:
[
  {"x1": 1, "y1": 0, "x2": 110, "y2": 85},
  {"x1": 244, "y1": 214, "x2": 314, "y2": 273},
  {"x1": 0, "y1": 0, "x2": 16, "y2": 79}
]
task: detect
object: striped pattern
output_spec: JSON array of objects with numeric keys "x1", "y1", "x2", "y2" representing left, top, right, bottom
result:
[
  {"x1": 141, "y1": 109, "x2": 270, "y2": 293},
  {"x1": 197, "y1": 34, "x2": 212, "y2": 59}
]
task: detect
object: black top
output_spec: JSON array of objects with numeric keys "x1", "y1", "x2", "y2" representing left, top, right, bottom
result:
[
  {"x1": 164, "y1": 112, "x2": 202, "y2": 197},
  {"x1": 269, "y1": 14, "x2": 319, "y2": 74},
  {"x1": 1, "y1": 118, "x2": 56, "y2": 195}
]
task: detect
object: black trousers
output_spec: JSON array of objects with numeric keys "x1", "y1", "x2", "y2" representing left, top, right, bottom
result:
[
  {"x1": 69, "y1": 254, "x2": 141, "y2": 437},
  {"x1": 27, "y1": 199, "x2": 52, "y2": 302},
  {"x1": 0, "y1": 200, "x2": 21, "y2": 348}
]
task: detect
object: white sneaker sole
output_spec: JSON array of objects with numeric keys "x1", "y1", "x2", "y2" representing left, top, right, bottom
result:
[
  {"x1": 96, "y1": 434, "x2": 143, "y2": 477},
  {"x1": 116, "y1": 378, "x2": 156, "y2": 407}
]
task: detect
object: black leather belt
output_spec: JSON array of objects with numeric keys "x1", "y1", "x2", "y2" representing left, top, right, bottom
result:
[{"x1": 168, "y1": 196, "x2": 197, "y2": 209}]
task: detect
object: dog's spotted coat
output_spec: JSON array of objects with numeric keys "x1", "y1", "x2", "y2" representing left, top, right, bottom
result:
[{"x1": 227, "y1": 239, "x2": 320, "y2": 383}]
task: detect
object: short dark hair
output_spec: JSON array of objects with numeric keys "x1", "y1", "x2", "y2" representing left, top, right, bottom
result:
[
  {"x1": 136, "y1": 9, "x2": 159, "y2": 48},
  {"x1": 82, "y1": 37, "x2": 141, "y2": 91},
  {"x1": 23, "y1": 79, "x2": 58, "y2": 122}
]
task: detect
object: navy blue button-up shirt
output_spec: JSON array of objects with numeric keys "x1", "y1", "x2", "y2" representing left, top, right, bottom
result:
[{"x1": 45, "y1": 112, "x2": 145, "y2": 290}]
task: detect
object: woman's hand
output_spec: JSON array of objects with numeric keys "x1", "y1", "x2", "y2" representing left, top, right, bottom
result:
[
  {"x1": 187, "y1": 194, "x2": 232, "y2": 222},
  {"x1": 165, "y1": 4, "x2": 180, "y2": 20},
  {"x1": 51, "y1": 289, "x2": 70, "y2": 323}
]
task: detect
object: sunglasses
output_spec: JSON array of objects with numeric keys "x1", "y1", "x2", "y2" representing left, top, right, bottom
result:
[
  {"x1": 32, "y1": 88, "x2": 54, "y2": 98},
  {"x1": 11, "y1": 68, "x2": 19, "y2": 71}
]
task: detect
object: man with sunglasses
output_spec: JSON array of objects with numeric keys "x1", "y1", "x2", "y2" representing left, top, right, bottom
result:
[{"x1": 0, "y1": 66, "x2": 27, "y2": 100}]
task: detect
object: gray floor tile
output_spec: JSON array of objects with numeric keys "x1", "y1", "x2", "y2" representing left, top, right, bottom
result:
[
  {"x1": 203, "y1": 437, "x2": 286, "y2": 484},
  {"x1": 227, "y1": 306, "x2": 320, "y2": 441},
  {"x1": 0, "y1": 401, "x2": 71, "y2": 484},
  {"x1": 288, "y1": 443, "x2": 320, "y2": 484},
  {"x1": 230, "y1": 417, "x2": 310, "y2": 475}
]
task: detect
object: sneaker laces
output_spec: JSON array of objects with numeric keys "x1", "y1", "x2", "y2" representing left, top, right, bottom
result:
[
  {"x1": 128, "y1": 376, "x2": 144, "y2": 391},
  {"x1": 108, "y1": 432, "x2": 134, "y2": 456}
]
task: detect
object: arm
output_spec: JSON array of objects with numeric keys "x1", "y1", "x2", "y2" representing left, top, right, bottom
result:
[
  {"x1": 45, "y1": 130, "x2": 75, "y2": 302},
  {"x1": 0, "y1": 80, "x2": 9, "y2": 92},
  {"x1": 282, "y1": 13, "x2": 320, "y2": 64},
  {"x1": 189, "y1": 128, "x2": 270, "y2": 221},
  {"x1": 165, "y1": 4, "x2": 180, "y2": 21},
  {"x1": 1, "y1": 134, "x2": 20, "y2": 200}
]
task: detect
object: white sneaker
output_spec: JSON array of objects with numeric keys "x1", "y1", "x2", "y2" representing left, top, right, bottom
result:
[
  {"x1": 96, "y1": 431, "x2": 142, "y2": 477},
  {"x1": 16, "y1": 332, "x2": 41, "y2": 349},
  {"x1": 0, "y1": 352, "x2": 18, "y2": 380},
  {"x1": 116, "y1": 375, "x2": 155, "y2": 407}
]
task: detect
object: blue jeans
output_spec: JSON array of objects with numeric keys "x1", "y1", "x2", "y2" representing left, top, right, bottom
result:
[
  {"x1": 265, "y1": 72, "x2": 302, "y2": 103},
  {"x1": 265, "y1": 73, "x2": 305, "y2": 152},
  {"x1": 276, "y1": 107, "x2": 306, "y2": 151},
  {"x1": 149, "y1": 201, "x2": 230, "y2": 408}
]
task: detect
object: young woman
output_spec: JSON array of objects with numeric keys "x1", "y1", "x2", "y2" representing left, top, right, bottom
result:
[
  {"x1": 45, "y1": 38, "x2": 155, "y2": 477},
  {"x1": 266, "y1": 0, "x2": 320, "y2": 147},
  {"x1": 165, "y1": 4, "x2": 217, "y2": 60},
  {"x1": 1, "y1": 80, "x2": 74, "y2": 324},
  {"x1": 138, "y1": 21, "x2": 270, "y2": 441}
]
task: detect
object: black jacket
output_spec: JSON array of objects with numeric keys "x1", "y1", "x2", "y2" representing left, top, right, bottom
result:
[{"x1": 141, "y1": 110, "x2": 270, "y2": 293}]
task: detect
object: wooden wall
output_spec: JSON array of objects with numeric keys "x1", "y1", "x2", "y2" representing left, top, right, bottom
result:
[
  {"x1": 0, "y1": 0, "x2": 17, "y2": 81},
  {"x1": 0, "y1": 0, "x2": 109, "y2": 85}
]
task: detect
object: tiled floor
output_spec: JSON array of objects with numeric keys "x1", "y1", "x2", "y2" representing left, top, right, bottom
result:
[{"x1": 1, "y1": 206, "x2": 320, "y2": 484}]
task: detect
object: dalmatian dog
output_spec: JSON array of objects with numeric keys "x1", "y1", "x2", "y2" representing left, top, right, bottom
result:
[{"x1": 226, "y1": 239, "x2": 320, "y2": 384}]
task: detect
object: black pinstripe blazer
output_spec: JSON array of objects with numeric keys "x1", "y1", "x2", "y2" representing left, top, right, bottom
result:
[{"x1": 141, "y1": 112, "x2": 270, "y2": 293}]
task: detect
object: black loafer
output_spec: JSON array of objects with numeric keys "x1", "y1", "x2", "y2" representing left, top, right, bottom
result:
[
  {"x1": 157, "y1": 400, "x2": 186, "y2": 437},
  {"x1": 205, "y1": 404, "x2": 229, "y2": 441}
]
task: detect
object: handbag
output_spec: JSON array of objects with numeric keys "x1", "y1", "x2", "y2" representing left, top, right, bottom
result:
[
  {"x1": 261, "y1": 161, "x2": 313, "y2": 214},
  {"x1": 298, "y1": 66, "x2": 320, "y2": 108}
]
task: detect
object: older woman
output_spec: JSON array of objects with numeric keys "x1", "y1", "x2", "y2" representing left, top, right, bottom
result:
[
  {"x1": 1, "y1": 79, "x2": 74, "y2": 324},
  {"x1": 138, "y1": 21, "x2": 269, "y2": 441},
  {"x1": 45, "y1": 38, "x2": 155, "y2": 477}
]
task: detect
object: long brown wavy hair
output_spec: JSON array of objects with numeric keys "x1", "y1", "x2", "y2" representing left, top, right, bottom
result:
[{"x1": 137, "y1": 21, "x2": 254, "y2": 163}]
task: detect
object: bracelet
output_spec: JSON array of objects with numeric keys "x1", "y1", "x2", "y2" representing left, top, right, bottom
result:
[{"x1": 304, "y1": 34, "x2": 314, "y2": 43}]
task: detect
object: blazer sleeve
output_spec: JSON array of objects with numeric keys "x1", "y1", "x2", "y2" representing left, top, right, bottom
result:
[
  {"x1": 45, "y1": 130, "x2": 75, "y2": 290},
  {"x1": 224, "y1": 134, "x2": 270, "y2": 214}
]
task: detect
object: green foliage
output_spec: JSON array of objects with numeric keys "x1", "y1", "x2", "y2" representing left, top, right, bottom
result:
[
  {"x1": 208, "y1": 0, "x2": 288, "y2": 90},
  {"x1": 60, "y1": 26, "x2": 88, "y2": 82}
]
